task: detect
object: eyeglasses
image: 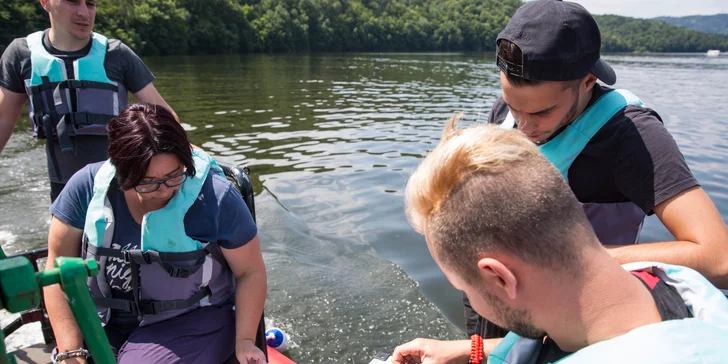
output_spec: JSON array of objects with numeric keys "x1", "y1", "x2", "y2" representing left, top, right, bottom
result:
[{"x1": 134, "y1": 172, "x2": 187, "y2": 194}]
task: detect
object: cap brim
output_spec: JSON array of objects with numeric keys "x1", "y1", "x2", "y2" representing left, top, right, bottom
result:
[{"x1": 591, "y1": 58, "x2": 616, "y2": 85}]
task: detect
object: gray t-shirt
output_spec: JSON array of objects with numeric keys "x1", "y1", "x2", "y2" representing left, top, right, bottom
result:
[{"x1": 0, "y1": 30, "x2": 155, "y2": 183}]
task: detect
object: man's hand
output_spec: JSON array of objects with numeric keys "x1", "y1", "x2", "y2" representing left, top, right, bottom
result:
[{"x1": 392, "y1": 339, "x2": 470, "y2": 364}]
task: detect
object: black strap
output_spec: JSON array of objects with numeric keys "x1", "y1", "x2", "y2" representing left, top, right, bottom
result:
[
  {"x1": 40, "y1": 76, "x2": 64, "y2": 180},
  {"x1": 61, "y1": 79, "x2": 118, "y2": 92},
  {"x1": 68, "y1": 112, "x2": 114, "y2": 126},
  {"x1": 93, "y1": 297, "x2": 135, "y2": 312},
  {"x1": 159, "y1": 244, "x2": 231, "y2": 278},
  {"x1": 140, "y1": 285, "x2": 212, "y2": 315},
  {"x1": 29, "y1": 79, "x2": 118, "y2": 93},
  {"x1": 90, "y1": 245, "x2": 209, "y2": 263},
  {"x1": 89, "y1": 245, "x2": 216, "y2": 278},
  {"x1": 204, "y1": 244, "x2": 230, "y2": 272},
  {"x1": 130, "y1": 260, "x2": 142, "y2": 321},
  {"x1": 93, "y1": 285, "x2": 212, "y2": 316},
  {"x1": 56, "y1": 115, "x2": 74, "y2": 153},
  {"x1": 29, "y1": 94, "x2": 46, "y2": 138}
]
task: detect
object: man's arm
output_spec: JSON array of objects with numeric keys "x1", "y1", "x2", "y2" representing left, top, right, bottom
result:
[
  {"x1": 0, "y1": 86, "x2": 27, "y2": 153},
  {"x1": 607, "y1": 186, "x2": 728, "y2": 288},
  {"x1": 133, "y1": 83, "x2": 179, "y2": 121}
]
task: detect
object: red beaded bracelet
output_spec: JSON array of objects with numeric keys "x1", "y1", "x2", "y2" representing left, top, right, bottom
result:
[{"x1": 468, "y1": 334, "x2": 483, "y2": 364}]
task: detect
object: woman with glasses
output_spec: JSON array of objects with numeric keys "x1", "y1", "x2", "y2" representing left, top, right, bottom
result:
[{"x1": 44, "y1": 103, "x2": 267, "y2": 364}]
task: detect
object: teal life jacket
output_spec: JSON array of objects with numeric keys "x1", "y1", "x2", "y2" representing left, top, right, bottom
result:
[
  {"x1": 81, "y1": 149, "x2": 232, "y2": 326},
  {"x1": 500, "y1": 89, "x2": 647, "y2": 246},
  {"x1": 500, "y1": 89, "x2": 644, "y2": 178},
  {"x1": 24, "y1": 30, "x2": 128, "y2": 180}
]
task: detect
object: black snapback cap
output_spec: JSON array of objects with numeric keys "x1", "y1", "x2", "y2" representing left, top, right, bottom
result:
[{"x1": 496, "y1": 0, "x2": 616, "y2": 85}]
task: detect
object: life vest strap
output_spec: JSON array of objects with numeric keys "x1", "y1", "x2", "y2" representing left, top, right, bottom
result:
[
  {"x1": 87, "y1": 244, "x2": 228, "y2": 278},
  {"x1": 93, "y1": 285, "x2": 212, "y2": 315},
  {"x1": 90, "y1": 245, "x2": 208, "y2": 263},
  {"x1": 29, "y1": 79, "x2": 119, "y2": 94},
  {"x1": 68, "y1": 112, "x2": 115, "y2": 126}
]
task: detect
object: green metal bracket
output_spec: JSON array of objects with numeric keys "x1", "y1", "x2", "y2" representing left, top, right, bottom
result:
[{"x1": 0, "y1": 248, "x2": 116, "y2": 364}]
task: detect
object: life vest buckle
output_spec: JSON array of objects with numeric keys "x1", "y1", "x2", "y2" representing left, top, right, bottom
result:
[
  {"x1": 136, "y1": 300, "x2": 157, "y2": 315},
  {"x1": 168, "y1": 266, "x2": 192, "y2": 278},
  {"x1": 120, "y1": 250, "x2": 151, "y2": 264}
]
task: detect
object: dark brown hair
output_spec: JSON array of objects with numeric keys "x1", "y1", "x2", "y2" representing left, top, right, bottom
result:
[{"x1": 107, "y1": 103, "x2": 195, "y2": 190}]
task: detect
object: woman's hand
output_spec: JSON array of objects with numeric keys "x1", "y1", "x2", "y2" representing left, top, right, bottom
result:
[{"x1": 236, "y1": 339, "x2": 267, "y2": 364}]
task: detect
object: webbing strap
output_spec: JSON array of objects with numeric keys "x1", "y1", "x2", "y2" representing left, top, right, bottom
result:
[{"x1": 93, "y1": 286, "x2": 212, "y2": 315}]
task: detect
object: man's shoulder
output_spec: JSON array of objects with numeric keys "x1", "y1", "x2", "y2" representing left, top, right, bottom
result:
[
  {"x1": 596, "y1": 87, "x2": 663, "y2": 126},
  {"x1": 2, "y1": 37, "x2": 31, "y2": 60},
  {"x1": 104, "y1": 38, "x2": 136, "y2": 59},
  {"x1": 592, "y1": 89, "x2": 668, "y2": 145},
  {"x1": 105, "y1": 38, "x2": 125, "y2": 52}
]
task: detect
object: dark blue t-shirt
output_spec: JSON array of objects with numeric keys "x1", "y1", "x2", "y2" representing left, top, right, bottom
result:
[{"x1": 50, "y1": 162, "x2": 257, "y2": 301}]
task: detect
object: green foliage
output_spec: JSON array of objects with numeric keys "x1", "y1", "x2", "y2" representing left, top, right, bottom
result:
[
  {"x1": 0, "y1": 0, "x2": 46, "y2": 54},
  {"x1": 654, "y1": 14, "x2": 728, "y2": 36},
  {"x1": 2, "y1": 1, "x2": 727, "y2": 55},
  {"x1": 596, "y1": 15, "x2": 728, "y2": 52},
  {"x1": 0, "y1": 0, "x2": 520, "y2": 54}
]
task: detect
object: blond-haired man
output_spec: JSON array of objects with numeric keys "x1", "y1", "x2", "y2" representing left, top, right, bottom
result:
[{"x1": 395, "y1": 120, "x2": 728, "y2": 364}]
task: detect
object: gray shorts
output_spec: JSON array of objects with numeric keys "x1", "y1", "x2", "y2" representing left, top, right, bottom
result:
[{"x1": 105, "y1": 304, "x2": 236, "y2": 364}]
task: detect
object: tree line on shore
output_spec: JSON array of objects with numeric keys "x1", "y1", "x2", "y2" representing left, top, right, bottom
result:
[{"x1": 2, "y1": 0, "x2": 727, "y2": 56}]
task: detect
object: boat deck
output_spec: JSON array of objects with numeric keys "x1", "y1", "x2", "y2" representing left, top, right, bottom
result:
[{"x1": 10, "y1": 344, "x2": 53, "y2": 364}]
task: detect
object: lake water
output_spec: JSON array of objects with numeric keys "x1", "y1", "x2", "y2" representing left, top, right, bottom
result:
[{"x1": 1, "y1": 52, "x2": 726, "y2": 362}]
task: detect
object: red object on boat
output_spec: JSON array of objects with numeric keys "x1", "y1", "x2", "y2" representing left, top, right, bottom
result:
[{"x1": 268, "y1": 345, "x2": 296, "y2": 364}]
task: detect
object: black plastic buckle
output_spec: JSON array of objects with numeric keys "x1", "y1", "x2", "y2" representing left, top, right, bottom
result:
[
  {"x1": 137, "y1": 300, "x2": 156, "y2": 315},
  {"x1": 170, "y1": 266, "x2": 191, "y2": 278},
  {"x1": 120, "y1": 250, "x2": 151, "y2": 264},
  {"x1": 120, "y1": 250, "x2": 132, "y2": 263}
]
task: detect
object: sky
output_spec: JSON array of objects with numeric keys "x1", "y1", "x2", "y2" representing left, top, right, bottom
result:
[{"x1": 566, "y1": 0, "x2": 727, "y2": 19}]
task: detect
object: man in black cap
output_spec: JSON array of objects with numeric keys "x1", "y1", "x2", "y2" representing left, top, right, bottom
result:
[{"x1": 392, "y1": 0, "x2": 728, "y2": 362}]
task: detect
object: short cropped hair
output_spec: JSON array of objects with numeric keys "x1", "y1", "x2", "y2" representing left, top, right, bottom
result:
[
  {"x1": 405, "y1": 115, "x2": 596, "y2": 282},
  {"x1": 107, "y1": 103, "x2": 195, "y2": 190}
]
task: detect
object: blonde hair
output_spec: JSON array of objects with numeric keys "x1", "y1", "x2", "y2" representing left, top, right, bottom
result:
[
  {"x1": 405, "y1": 114, "x2": 540, "y2": 234},
  {"x1": 405, "y1": 114, "x2": 593, "y2": 278}
]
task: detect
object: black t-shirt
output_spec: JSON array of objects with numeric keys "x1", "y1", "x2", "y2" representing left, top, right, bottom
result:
[
  {"x1": 488, "y1": 85, "x2": 698, "y2": 215},
  {"x1": 0, "y1": 30, "x2": 155, "y2": 183},
  {"x1": 0, "y1": 29, "x2": 154, "y2": 94},
  {"x1": 535, "y1": 271, "x2": 693, "y2": 364}
]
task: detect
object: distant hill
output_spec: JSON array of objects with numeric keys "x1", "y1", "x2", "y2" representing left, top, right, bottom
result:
[
  {"x1": 595, "y1": 15, "x2": 728, "y2": 52},
  {"x1": 653, "y1": 14, "x2": 728, "y2": 35}
]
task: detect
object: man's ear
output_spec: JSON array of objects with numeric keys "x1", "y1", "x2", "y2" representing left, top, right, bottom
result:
[
  {"x1": 478, "y1": 257, "x2": 518, "y2": 300},
  {"x1": 40, "y1": 0, "x2": 50, "y2": 12},
  {"x1": 583, "y1": 73, "x2": 598, "y2": 92}
]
